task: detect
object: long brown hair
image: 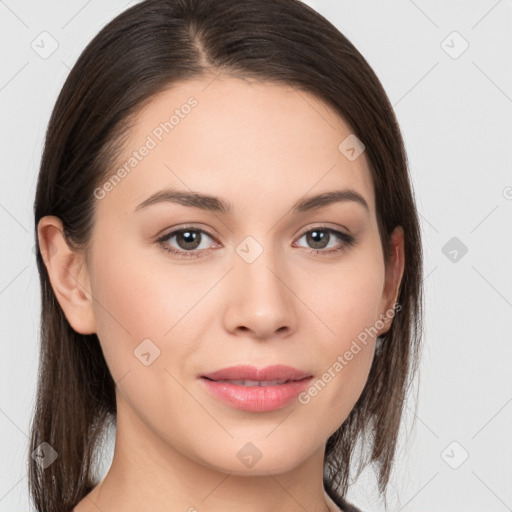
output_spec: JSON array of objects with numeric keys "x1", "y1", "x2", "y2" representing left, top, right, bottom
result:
[{"x1": 30, "y1": 1, "x2": 423, "y2": 510}]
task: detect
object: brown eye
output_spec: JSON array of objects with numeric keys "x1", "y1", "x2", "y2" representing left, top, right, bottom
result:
[
  {"x1": 157, "y1": 227, "x2": 218, "y2": 258},
  {"x1": 305, "y1": 229, "x2": 330, "y2": 249},
  {"x1": 294, "y1": 227, "x2": 355, "y2": 256},
  {"x1": 174, "y1": 230, "x2": 202, "y2": 251}
]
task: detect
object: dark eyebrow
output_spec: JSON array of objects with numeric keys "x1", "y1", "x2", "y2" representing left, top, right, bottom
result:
[
  {"x1": 133, "y1": 188, "x2": 233, "y2": 215},
  {"x1": 132, "y1": 187, "x2": 369, "y2": 215},
  {"x1": 293, "y1": 189, "x2": 369, "y2": 213}
]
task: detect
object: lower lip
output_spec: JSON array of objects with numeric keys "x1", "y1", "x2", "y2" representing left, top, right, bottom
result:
[{"x1": 199, "y1": 377, "x2": 313, "y2": 412}]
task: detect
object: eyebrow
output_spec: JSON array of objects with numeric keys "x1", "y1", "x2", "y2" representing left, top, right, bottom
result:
[{"x1": 133, "y1": 187, "x2": 369, "y2": 215}]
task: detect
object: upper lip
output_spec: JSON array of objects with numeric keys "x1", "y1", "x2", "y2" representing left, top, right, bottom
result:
[{"x1": 200, "y1": 365, "x2": 312, "y2": 382}]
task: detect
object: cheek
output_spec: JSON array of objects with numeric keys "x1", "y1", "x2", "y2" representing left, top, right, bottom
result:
[
  {"x1": 87, "y1": 230, "x2": 222, "y2": 385},
  {"x1": 87, "y1": 241, "x2": 209, "y2": 429},
  {"x1": 300, "y1": 250, "x2": 384, "y2": 423},
  {"x1": 307, "y1": 249, "x2": 385, "y2": 344}
]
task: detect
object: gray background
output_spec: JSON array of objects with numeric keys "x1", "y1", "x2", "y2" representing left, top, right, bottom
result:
[{"x1": 1, "y1": 0, "x2": 511, "y2": 510}]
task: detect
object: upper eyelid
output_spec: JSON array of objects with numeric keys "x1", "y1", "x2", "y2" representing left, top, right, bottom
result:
[
  {"x1": 157, "y1": 224, "x2": 350, "y2": 246},
  {"x1": 157, "y1": 225, "x2": 217, "y2": 242}
]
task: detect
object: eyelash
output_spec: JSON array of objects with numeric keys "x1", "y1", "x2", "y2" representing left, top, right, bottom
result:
[{"x1": 156, "y1": 225, "x2": 356, "y2": 259}]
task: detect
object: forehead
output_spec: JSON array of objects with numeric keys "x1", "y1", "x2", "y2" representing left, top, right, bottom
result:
[{"x1": 97, "y1": 76, "x2": 375, "y2": 218}]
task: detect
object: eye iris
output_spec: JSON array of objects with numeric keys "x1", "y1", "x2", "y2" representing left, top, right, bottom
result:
[
  {"x1": 307, "y1": 229, "x2": 329, "y2": 249},
  {"x1": 177, "y1": 230, "x2": 201, "y2": 250}
]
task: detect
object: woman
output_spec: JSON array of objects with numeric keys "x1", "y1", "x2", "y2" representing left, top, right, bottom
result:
[{"x1": 30, "y1": 1, "x2": 423, "y2": 511}]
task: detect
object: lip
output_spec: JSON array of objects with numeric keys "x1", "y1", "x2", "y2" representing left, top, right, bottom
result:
[
  {"x1": 200, "y1": 364, "x2": 311, "y2": 382},
  {"x1": 199, "y1": 365, "x2": 313, "y2": 412}
]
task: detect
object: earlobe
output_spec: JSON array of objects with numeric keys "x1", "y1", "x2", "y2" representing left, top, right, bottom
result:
[
  {"x1": 377, "y1": 226, "x2": 405, "y2": 336},
  {"x1": 37, "y1": 216, "x2": 96, "y2": 335}
]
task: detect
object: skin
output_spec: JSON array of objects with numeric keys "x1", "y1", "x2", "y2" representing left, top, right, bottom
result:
[{"x1": 38, "y1": 75, "x2": 404, "y2": 512}]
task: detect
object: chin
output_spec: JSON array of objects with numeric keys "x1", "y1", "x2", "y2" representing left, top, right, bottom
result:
[{"x1": 194, "y1": 444, "x2": 310, "y2": 477}]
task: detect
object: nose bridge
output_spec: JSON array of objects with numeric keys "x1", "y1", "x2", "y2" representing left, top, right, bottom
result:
[
  {"x1": 223, "y1": 233, "x2": 296, "y2": 337},
  {"x1": 235, "y1": 234, "x2": 288, "y2": 299}
]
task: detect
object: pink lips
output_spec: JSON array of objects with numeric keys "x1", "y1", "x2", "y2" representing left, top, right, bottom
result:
[
  {"x1": 199, "y1": 364, "x2": 313, "y2": 412},
  {"x1": 201, "y1": 364, "x2": 311, "y2": 382}
]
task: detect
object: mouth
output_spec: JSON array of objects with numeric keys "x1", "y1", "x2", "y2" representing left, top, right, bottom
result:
[
  {"x1": 198, "y1": 365, "x2": 313, "y2": 412},
  {"x1": 201, "y1": 377, "x2": 309, "y2": 386},
  {"x1": 200, "y1": 364, "x2": 312, "y2": 383}
]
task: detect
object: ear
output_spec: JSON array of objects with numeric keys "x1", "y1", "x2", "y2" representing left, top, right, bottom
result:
[
  {"x1": 376, "y1": 226, "x2": 405, "y2": 337},
  {"x1": 37, "y1": 215, "x2": 96, "y2": 334}
]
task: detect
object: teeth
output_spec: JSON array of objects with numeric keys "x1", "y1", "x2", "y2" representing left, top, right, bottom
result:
[{"x1": 216, "y1": 379, "x2": 289, "y2": 386}]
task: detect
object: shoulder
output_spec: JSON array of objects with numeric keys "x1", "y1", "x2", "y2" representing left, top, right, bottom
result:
[
  {"x1": 324, "y1": 488, "x2": 363, "y2": 512},
  {"x1": 338, "y1": 496, "x2": 364, "y2": 512}
]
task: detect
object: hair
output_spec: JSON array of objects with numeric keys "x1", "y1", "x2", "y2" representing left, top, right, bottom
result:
[{"x1": 30, "y1": 1, "x2": 423, "y2": 511}]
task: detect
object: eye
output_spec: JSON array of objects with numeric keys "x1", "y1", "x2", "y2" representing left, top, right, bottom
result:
[
  {"x1": 157, "y1": 226, "x2": 219, "y2": 259},
  {"x1": 293, "y1": 227, "x2": 355, "y2": 256},
  {"x1": 156, "y1": 225, "x2": 356, "y2": 259}
]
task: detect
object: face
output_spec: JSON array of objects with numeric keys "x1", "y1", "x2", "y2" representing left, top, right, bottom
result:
[{"x1": 42, "y1": 75, "x2": 403, "y2": 476}]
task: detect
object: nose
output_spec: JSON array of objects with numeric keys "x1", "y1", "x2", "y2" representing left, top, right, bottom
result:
[{"x1": 222, "y1": 243, "x2": 298, "y2": 341}]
